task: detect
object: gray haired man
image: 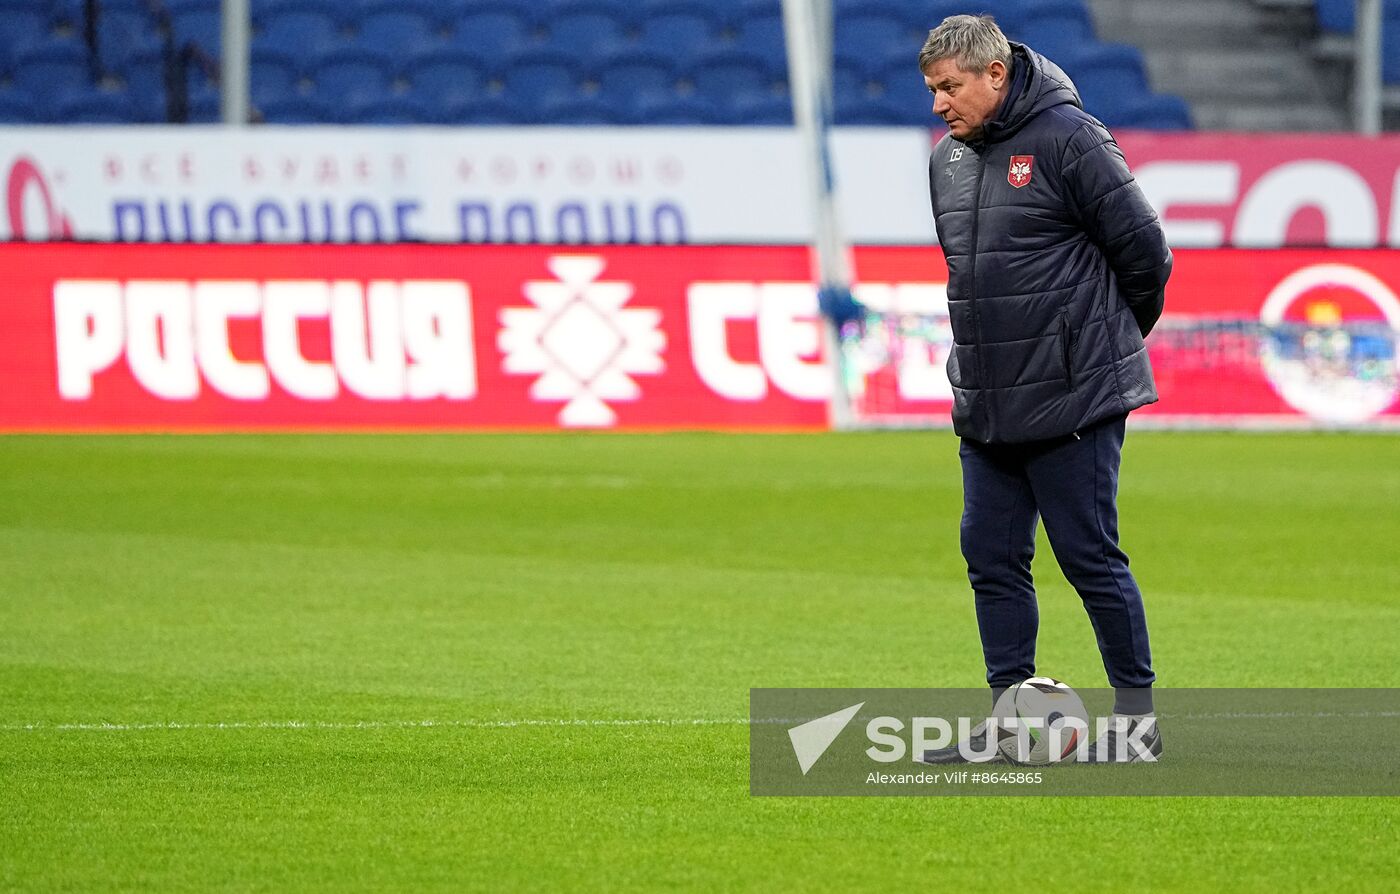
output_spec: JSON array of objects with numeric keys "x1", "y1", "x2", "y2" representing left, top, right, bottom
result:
[{"x1": 914, "y1": 15, "x2": 1172, "y2": 764}]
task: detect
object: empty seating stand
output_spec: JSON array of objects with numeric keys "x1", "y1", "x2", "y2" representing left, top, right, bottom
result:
[{"x1": 0, "y1": 0, "x2": 1192, "y2": 128}]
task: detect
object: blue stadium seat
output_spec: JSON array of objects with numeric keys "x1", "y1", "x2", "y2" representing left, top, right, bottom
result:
[
  {"x1": 833, "y1": 50, "x2": 879, "y2": 100},
  {"x1": 405, "y1": 47, "x2": 487, "y2": 107},
  {"x1": 636, "y1": 4, "x2": 721, "y2": 63},
  {"x1": 181, "y1": 36, "x2": 221, "y2": 79},
  {"x1": 730, "y1": 89, "x2": 791, "y2": 125},
  {"x1": 0, "y1": 90, "x2": 39, "y2": 123},
  {"x1": 876, "y1": 62, "x2": 935, "y2": 121},
  {"x1": 633, "y1": 91, "x2": 723, "y2": 124},
  {"x1": 166, "y1": 0, "x2": 218, "y2": 13},
  {"x1": 1064, "y1": 42, "x2": 1153, "y2": 124},
  {"x1": 168, "y1": 1, "x2": 223, "y2": 54},
  {"x1": 728, "y1": 0, "x2": 782, "y2": 24},
  {"x1": 1021, "y1": 0, "x2": 1097, "y2": 18},
  {"x1": 973, "y1": 0, "x2": 1028, "y2": 31},
  {"x1": 104, "y1": 32, "x2": 167, "y2": 79},
  {"x1": 185, "y1": 82, "x2": 221, "y2": 122},
  {"x1": 1311, "y1": 0, "x2": 1400, "y2": 36},
  {"x1": 541, "y1": 93, "x2": 628, "y2": 124},
  {"x1": 251, "y1": 47, "x2": 301, "y2": 102},
  {"x1": 1015, "y1": 1, "x2": 1097, "y2": 62},
  {"x1": 833, "y1": 0, "x2": 885, "y2": 13},
  {"x1": 349, "y1": 94, "x2": 438, "y2": 124},
  {"x1": 442, "y1": 96, "x2": 519, "y2": 124},
  {"x1": 257, "y1": 6, "x2": 342, "y2": 56},
  {"x1": 94, "y1": 7, "x2": 151, "y2": 75},
  {"x1": 1062, "y1": 42, "x2": 1150, "y2": 110},
  {"x1": 48, "y1": 0, "x2": 90, "y2": 30},
  {"x1": 3, "y1": 0, "x2": 1169, "y2": 127},
  {"x1": 0, "y1": 2, "x2": 50, "y2": 54},
  {"x1": 118, "y1": 46, "x2": 168, "y2": 118},
  {"x1": 543, "y1": 5, "x2": 629, "y2": 56},
  {"x1": 687, "y1": 48, "x2": 776, "y2": 98},
  {"x1": 1114, "y1": 93, "x2": 1193, "y2": 130},
  {"x1": 835, "y1": 92, "x2": 916, "y2": 125},
  {"x1": 1316, "y1": 0, "x2": 1354, "y2": 33},
  {"x1": 835, "y1": 12, "x2": 910, "y2": 61},
  {"x1": 877, "y1": 40, "x2": 922, "y2": 78},
  {"x1": 310, "y1": 46, "x2": 393, "y2": 97},
  {"x1": 731, "y1": 10, "x2": 784, "y2": 56},
  {"x1": 919, "y1": 0, "x2": 972, "y2": 30},
  {"x1": 1384, "y1": 8, "x2": 1400, "y2": 82},
  {"x1": 501, "y1": 50, "x2": 578, "y2": 105},
  {"x1": 0, "y1": 37, "x2": 16, "y2": 79},
  {"x1": 595, "y1": 49, "x2": 676, "y2": 101},
  {"x1": 451, "y1": 6, "x2": 533, "y2": 65},
  {"x1": 359, "y1": 5, "x2": 439, "y2": 56},
  {"x1": 253, "y1": 0, "x2": 341, "y2": 24},
  {"x1": 117, "y1": 46, "x2": 218, "y2": 123},
  {"x1": 1078, "y1": 91, "x2": 1138, "y2": 129},
  {"x1": 541, "y1": 0, "x2": 638, "y2": 18},
  {"x1": 14, "y1": 42, "x2": 91, "y2": 101},
  {"x1": 258, "y1": 94, "x2": 333, "y2": 123},
  {"x1": 57, "y1": 89, "x2": 139, "y2": 123},
  {"x1": 835, "y1": 0, "x2": 964, "y2": 31},
  {"x1": 118, "y1": 45, "x2": 215, "y2": 123},
  {"x1": 369, "y1": 0, "x2": 455, "y2": 29}
]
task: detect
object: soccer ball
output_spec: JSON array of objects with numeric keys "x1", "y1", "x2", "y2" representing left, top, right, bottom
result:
[{"x1": 992, "y1": 677, "x2": 1090, "y2": 765}]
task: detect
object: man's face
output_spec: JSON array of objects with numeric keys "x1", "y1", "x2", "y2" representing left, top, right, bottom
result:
[{"x1": 923, "y1": 58, "x2": 1008, "y2": 141}]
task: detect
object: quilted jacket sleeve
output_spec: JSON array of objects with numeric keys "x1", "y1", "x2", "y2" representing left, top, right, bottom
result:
[{"x1": 1061, "y1": 121, "x2": 1173, "y2": 336}]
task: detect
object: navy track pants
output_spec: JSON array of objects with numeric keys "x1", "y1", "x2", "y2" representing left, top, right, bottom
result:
[{"x1": 958, "y1": 413, "x2": 1155, "y2": 710}]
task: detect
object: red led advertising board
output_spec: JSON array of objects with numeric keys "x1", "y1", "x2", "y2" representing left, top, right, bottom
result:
[{"x1": 0, "y1": 244, "x2": 1395, "y2": 430}]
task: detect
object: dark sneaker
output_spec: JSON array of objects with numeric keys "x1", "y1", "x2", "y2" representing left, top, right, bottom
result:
[
  {"x1": 1079, "y1": 715, "x2": 1164, "y2": 763},
  {"x1": 917, "y1": 720, "x2": 1007, "y2": 764}
]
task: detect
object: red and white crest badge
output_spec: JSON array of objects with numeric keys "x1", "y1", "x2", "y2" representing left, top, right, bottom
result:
[{"x1": 1008, "y1": 155, "x2": 1034, "y2": 188}]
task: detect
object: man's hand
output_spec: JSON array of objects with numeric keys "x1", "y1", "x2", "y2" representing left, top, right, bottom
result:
[{"x1": 1128, "y1": 289, "x2": 1166, "y2": 338}]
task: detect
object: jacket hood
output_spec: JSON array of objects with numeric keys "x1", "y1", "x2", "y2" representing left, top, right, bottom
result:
[{"x1": 978, "y1": 42, "x2": 1081, "y2": 144}]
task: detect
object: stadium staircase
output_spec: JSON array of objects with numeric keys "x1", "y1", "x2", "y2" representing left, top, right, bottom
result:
[{"x1": 1091, "y1": 0, "x2": 1390, "y2": 131}]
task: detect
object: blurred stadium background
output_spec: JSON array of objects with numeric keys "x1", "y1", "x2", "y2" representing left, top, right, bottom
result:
[
  {"x1": 0, "y1": 0, "x2": 1201, "y2": 127},
  {"x1": 0, "y1": 0, "x2": 1393, "y2": 130},
  {"x1": 1, "y1": 0, "x2": 1398, "y2": 431},
  {"x1": 3, "y1": 1, "x2": 1400, "y2": 890}
]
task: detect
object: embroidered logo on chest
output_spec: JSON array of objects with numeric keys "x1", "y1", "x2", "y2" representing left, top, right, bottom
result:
[{"x1": 1008, "y1": 155, "x2": 1034, "y2": 188}]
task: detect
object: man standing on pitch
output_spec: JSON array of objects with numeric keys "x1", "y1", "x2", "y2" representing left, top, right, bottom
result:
[{"x1": 914, "y1": 15, "x2": 1171, "y2": 763}]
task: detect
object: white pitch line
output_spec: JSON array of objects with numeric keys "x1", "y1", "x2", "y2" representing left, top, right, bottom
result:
[
  {"x1": 1170, "y1": 710, "x2": 1400, "y2": 720},
  {"x1": 2, "y1": 711, "x2": 1396, "y2": 734},
  {"x1": 0, "y1": 717, "x2": 753, "y2": 733}
]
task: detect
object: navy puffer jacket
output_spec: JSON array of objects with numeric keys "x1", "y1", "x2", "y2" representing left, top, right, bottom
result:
[{"x1": 929, "y1": 43, "x2": 1172, "y2": 444}]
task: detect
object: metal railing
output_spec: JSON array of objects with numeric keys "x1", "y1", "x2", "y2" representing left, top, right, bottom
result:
[
  {"x1": 79, "y1": 0, "x2": 223, "y2": 123},
  {"x1": 1354, "y1": 0, "x2": 1382, "y2": 134}
]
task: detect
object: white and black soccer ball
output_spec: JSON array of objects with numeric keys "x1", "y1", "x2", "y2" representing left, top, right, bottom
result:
[{"x1": 992, "y1": 677, "x2": 1090, "y2": 765}]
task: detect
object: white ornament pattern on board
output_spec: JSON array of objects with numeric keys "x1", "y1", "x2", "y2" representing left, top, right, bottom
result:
[{"x1": 499, "y1": 255, "x2": 666, "y2": 427}]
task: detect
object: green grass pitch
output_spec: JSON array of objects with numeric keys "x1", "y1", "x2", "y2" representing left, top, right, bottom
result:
[{"x1": 2, "y1": 431, "x2": 1398, "y2": 891}]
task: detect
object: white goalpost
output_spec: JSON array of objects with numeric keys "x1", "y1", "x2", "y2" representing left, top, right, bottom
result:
[
  {"x1": 781, "y1": 0, "x2": 953, "y2": 431},
  {"x1": 781, "y1": 0, "x2": 856, "y2": 430}
]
